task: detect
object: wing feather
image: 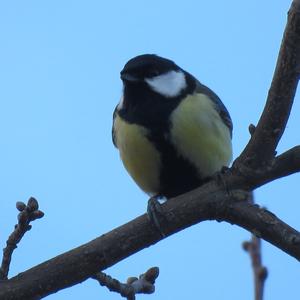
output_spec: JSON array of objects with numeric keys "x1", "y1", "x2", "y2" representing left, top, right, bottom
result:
[
  {"x1": 112, "y1": 106, "x2": 118, "y2": 148},
  {"x1": 195, "y1": 80, "x2": 233, "y2": 137}
]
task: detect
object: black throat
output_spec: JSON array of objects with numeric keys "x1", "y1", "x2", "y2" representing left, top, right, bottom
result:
[
  {"x1": 118, "y1": 71, "x2": 196, "y2": 130},
  {"x1": 119, "y1": 82, "x2": 181, "y2": 130}
]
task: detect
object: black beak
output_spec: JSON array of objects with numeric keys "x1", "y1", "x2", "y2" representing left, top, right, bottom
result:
[{"x1": 120, "y1": 72, "x2": 140, "y2": 82}]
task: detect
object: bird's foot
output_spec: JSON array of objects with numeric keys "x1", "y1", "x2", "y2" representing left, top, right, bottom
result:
[{"x1": 147, "y1": 195, "x2": 167, "y2": 238}]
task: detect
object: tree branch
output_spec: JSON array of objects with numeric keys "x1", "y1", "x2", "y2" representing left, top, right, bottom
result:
[
  {"x1": 243, "y1": 236, "x2": 268, "y2": 300},
  {"x1": 0, "y1": 1, "x2": 299, "y2": 299},
  {"x1": 0, "y1": 198, "x2": 44, "y2": 280},
  {"x1": 242, "y1": 193, "x2": 268, "y2": 300},
  {"x1": 234, "y1": 145, "x2": 300, "y2": 189},
  {"x1": 235, "y1": 0, "x2": 300, "y2": 169},
  {"x1": 0, "y1": 188, "x2": 299, "y2": 299},
  {"x1": 92, "y1": 267, "x2": 159, "y2": 300}
]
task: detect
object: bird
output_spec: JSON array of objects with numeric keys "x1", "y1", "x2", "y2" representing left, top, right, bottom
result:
[{"x1": 112, "y1": 54, "x2": 232, "y2": 200}]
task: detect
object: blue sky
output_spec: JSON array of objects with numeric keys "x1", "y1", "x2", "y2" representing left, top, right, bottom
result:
[{"x1": 0, "y1": 1, "x2": 299, "y2": 299}]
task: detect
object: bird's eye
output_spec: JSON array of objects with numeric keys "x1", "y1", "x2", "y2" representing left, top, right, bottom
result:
[{"x1": 148, "y1": 70, "x2": 160, "y2": 77}]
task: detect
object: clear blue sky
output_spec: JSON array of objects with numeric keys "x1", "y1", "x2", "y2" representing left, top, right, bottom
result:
[{"x1": 0, "y1": 1, "x2": 299, "y2": 299}]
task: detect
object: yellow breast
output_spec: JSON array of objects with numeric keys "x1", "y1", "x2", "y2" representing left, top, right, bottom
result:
[
  {"x1": 170, "y1": 93, "x2": 232, "y2": 177},
  {"x1": 113, "y1": 115, "x2": 161, "y2": 195}
]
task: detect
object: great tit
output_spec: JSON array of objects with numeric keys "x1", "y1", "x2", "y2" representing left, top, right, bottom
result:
[{"x1": 112, "y1": 54, "x2": 232, "y2": 199}]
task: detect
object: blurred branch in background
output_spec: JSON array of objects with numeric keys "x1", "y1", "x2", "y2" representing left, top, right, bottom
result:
[
  {"x1": 243, "y1": 235, "x2": 268, "y2": 300},
  {"x1": 242, "y1": 190, "x2": 268, "y2": 300}
]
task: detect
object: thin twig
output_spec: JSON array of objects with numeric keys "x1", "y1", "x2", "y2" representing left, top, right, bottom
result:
[
  {"x1": 92, "y1": 267, "x2": 159, "y2": 300},
  {"x1": 243, "y1": 236, "x2": 268, "y2": 300},
  {"x1": 242, "y1": 193, "x2": 268, "y2": 300},
  {"x1": 0, "y1": 197, "x2": 44, "y2": 280}
]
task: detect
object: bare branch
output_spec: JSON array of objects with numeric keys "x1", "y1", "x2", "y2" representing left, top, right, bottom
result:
[
  {"x1": 243, "y1": 236, "x2": 268, "y2": 300},
  {"x1": 235, "y1": 0, "x2": 300, "y2": 169},
  {"x1": 270, "y1": 146, "x2": 300, "y2": 178},
  {"x1": 92, "y1": 267, "x2": 159, "y2": 300},
  {"x1": 0, "y1": 188, "x2": 299, "y2": 300},
  {"x1": 0, "y1": 198, "x2": 44, "y2": 280},
  {"x1": 242, "y1": 193, "x2": 268, "y2": 300},
  {"x1": 234, "y1": 146, "x2": 300, "y2": 190}
]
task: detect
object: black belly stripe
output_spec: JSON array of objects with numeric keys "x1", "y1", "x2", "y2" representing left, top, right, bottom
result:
[{"x1": 147, "y1": 128, "x2": 205, "y2": 198}]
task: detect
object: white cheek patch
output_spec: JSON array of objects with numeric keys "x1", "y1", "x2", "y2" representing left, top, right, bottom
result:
[{"x1": 145, "y1": 70, "x2": 187, "y2": 98}]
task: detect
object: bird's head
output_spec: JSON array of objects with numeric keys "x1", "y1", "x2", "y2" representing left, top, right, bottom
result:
[{"x1": 120, "y1": 54, "x2": 189, "y2": 98}]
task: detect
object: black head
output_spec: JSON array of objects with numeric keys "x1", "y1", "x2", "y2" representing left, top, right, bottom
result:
[
  {"x1": 117, "y1": 54, "x2": 198, "y2": 127},
  {"x1": 120, "y1": 54, "x2": 196, "y2": 100},
  {"x1": 120, "y1": 54, "x2": 180, "y2": 82}
]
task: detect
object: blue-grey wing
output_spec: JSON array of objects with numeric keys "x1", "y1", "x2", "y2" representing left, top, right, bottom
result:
[
  {"x1": 195, "y1": 80, "x2": 233, "y2": 137},
  {"x1": 112, "y1": 106, "x2": 118, "y2": 148}
]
